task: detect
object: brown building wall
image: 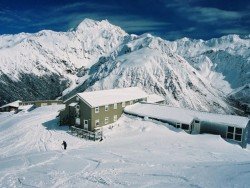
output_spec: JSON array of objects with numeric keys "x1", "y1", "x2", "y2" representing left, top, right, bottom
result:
[
  {"x1": 79, "y1": 99, "x2": 92, "y2": 130},
  {"x1": 90, "y1": 97, "x2": 147, "y2": 131},
  {"x1": 60, "y1": 95, "x2": 147, "y2": 131},
  {"x1": 0, "y1": 106, "x2": 18, "y2": 112}
]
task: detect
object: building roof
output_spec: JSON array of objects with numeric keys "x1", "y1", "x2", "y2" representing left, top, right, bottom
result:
[
  {"x1": 125, "y1": 103, "x2": 249, "y2": 128},
  {"x1": 0, "y1": 100, "x2": 22, "y2": 108},
  {"x1": 192, "y1": 111, "x2": 249, "y2": 128},
  {"x1": 125, "y1": 103, "x2": 194, "y2": 125},
  {"x1": 147, "y1": 94, "x2": 165, "y2": 103},
  {"x1": 77, "y1": 87, "x2": 148, "y2": 108}
]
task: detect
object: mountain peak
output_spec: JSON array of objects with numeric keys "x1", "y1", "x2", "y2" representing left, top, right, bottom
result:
[
  {"x1": 76, "y1": 19, "x2": 124, "y2": 32},
  {"x1": 76, "y1": 18, "x2": 100, "y2": 30}
]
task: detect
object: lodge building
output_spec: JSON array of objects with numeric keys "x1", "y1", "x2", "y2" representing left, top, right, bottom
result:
[{"x1": 59, "y1": 87, "x2": 148, "y2": 131}]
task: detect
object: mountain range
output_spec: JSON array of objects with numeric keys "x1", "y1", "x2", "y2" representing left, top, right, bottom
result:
[{"x1": 0, "y1": 18, "x2": 249, "y2": 114}]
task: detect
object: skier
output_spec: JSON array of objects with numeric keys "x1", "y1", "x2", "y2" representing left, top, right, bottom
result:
[
  {"x1": 99, "y1": 136, "x2": 103, "y2": 142},
  {"x1": 62, "y1": 141, "x2": 67, "y2": 150}
]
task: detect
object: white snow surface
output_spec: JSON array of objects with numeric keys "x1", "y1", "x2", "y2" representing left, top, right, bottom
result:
[
  {"x1": 125, "y1": 103, "x2": 250, "y2": 128},
  {"x1": 125, "y1": 103, "x2": 194, "y2": 125},
  {"x1": 0, "y1": 105, "x2": 250, "y2": 187},
  {"x1": 77, "y1": 87, "x2": 147, "y2": 107}
]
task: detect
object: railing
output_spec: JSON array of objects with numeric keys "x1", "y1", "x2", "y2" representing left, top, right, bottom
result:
[{"x1": 69, "y1": 126, "x2": 103, "y2": 141}]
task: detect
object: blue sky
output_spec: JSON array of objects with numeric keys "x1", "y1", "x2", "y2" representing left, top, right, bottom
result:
[{"x1": 0, "y1": 0, "x2": 249, "y2": 40}]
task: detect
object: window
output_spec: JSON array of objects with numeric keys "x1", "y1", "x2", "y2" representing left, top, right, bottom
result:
[
  {"x1": 105, "y1": 105, "x2": 109, "y2": 111},
  {"x1": 95, "y1": 119, "x2": 100, "y2": 127},
  {"x1": 130, "y1": 101, "x2": 133, "y2": 105},
  {"x1": 227, "y1": 126, "x2": 243, "y2": 142},
  {"x1": 84, "y1": 120, "x2": 88, "y2": 125},
  {"x1": 228, "y1": 126, "x2": 234, "y2": 133},
  {"x1": 235, "y1": 127, "x2": 243, "y2": 142},
  {"x1": 236, "y1": 128, "x2": 242, "y2": 134},
  {"x1": 75, "y1": 118, "x2": 80, "y2": 125},
  {"x1": 122, "y1": 102, "x2": 126, "y2": 107},
  {"x1": 95, "y1": 107, "x2": 99, "y2": 113},
  {"x1": 227, "y1": 133, "x2": 234, "y2": 139},
  {"x1": 227, "y1": 126, "x2": 234, "y2": 139},
  {"x1": 84, "y1": 120, "x2": 88, "y2": 130},
  {"x1": 176, "y1": 123, "x2": 181, "y2": 128},
  {"x1": 182, "y1": 124, "x2": 189, "y2": 130},
  {"x1": 114, "y1": 103, "x2": 117, "y2": 109},
  {"x1": 235, "y1": 134, "x2": 242, "y2": 141},
  {"x1": 194, "y1": 120, "x2": 200, "y2": 124},
  {"x1": 114, "y1": 115, "x2": 117, "y2": 122},
  {"x1": 105, "y1": 117, "x2": 109, "y2": 124},
  {"x1": 76, "y1": 96, "x2": 79, "y2": 101}
]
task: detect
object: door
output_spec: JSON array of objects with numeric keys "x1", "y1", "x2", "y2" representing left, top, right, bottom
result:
[
  {"x1": 84, "y1": 120, "x2": 88, "y2": 130},
  {"x1": 192, "y1": 120, "x2": 200, "y2": 134}
]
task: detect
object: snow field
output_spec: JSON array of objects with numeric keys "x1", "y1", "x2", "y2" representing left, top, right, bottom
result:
[{"x1": 0, "y1": 105, "x2": 250, "y2": 187}]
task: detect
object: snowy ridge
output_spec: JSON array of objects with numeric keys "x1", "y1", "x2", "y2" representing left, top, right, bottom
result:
[{"x1": 166, "y1": 35, "x2": 250, "y2": 104}]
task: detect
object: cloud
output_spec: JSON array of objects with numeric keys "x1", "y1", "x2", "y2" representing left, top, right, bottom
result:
[
  {"x1": 165, "y1": 1, "x2": 247, "y2": 24},
  {"x1": 107, "y1": 16, "x2": 171, "y2": 33},
  {"x1": 187, "y1": 7, "x2": 244, "y2": 23},
  {"x1": 28, "y1": 3, "x2": 171, "y2": 34}
]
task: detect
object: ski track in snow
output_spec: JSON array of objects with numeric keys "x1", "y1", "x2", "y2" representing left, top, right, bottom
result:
[{"x1": 0, "y1": 105, "x2": 250, "y2": 187}]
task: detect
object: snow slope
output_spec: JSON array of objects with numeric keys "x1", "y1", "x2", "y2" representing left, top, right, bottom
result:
[{"x1": 0, "y1": 105, "x2": 250, "y2": 187}]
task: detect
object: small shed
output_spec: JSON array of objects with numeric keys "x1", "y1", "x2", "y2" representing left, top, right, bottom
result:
[{"x1": 0, "y1": 100, "x2": 22, "y2": 112}]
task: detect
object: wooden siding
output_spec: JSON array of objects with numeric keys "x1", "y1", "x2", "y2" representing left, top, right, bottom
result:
[
  {"x1": 91, "y1": 98, "x2": 147, "y2": 131},
  {"x1": 79, "y1": 99, "x2": 92, "y2": 130}
]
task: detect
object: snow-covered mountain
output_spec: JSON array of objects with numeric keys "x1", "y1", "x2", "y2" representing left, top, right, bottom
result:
[
  {"x1": 166, "y1": 35, "x2": 250, "y2": 102},
  {"x1": 0, "y1": 19, "x2": 249, "y2": 114},
  {"x1": 73, "y1": 34, "x2": 231, "y2": 113},
  {"x1": 0, "y1": 19, "x2": 127, "y2": 104}
]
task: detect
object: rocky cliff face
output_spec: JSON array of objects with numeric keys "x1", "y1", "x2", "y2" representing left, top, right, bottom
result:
[{"x1": 0, "y1": 19, "x2": 249, "y2": 114}]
